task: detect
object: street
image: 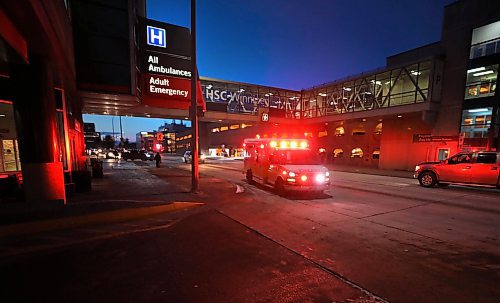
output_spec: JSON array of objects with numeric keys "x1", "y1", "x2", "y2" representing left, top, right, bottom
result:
[
  {"x1": 1, "y1": 156, "x2": 499, "y2": 303},
  {"x1": 163, "y1": 156, "x2": 500, "y2": 302}
]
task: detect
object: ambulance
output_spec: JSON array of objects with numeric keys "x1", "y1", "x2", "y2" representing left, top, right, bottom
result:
[{"x1": 243, "y1": 137, "x2": 330, "y2": 194}]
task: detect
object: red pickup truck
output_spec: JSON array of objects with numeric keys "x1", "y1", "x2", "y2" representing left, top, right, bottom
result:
[{"x1": 414, "y1": 151, "x2": 500, "y2": 188}]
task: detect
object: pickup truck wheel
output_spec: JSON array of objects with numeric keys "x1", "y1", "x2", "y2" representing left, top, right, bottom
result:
[
  {"x1": 246, "y1": 170, "x2": 253, "y2": 184},
  {"x1": 419, "y1": 171, "x2": 437, "y2": 188}
]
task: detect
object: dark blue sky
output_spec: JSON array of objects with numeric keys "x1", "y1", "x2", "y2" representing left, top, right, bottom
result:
[
  {"x1": 85, "y1": 0, "x2": 455, "y2": 140},
  {"x1": 149, "y1": 0, "x2": 455, "y2": 90}
]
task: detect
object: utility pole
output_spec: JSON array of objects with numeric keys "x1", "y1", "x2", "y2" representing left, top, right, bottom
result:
[
  {"x1": 119, "y1": 115, "x2": 124, "y2": 145},
  {"x1": 111, "y1": 116, "x2": 115, "y2": 143},
  {"x1": 190, "y1": 0, "x2": 199, "y2": 192}
]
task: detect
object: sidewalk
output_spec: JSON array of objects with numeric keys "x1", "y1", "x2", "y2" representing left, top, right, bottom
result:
[
  {"x1": 0, "y1": 159, "x2": 413, "y2": 236},
  {"x1": 0, "y1": 161, "x2": 204, "y2": 236}
]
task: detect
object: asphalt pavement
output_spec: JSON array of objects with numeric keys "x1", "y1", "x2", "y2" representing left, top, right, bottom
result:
[
  {"x1": 0, "y1": 158, "x2": 385, "y2": 303},
  {"x1": 1, "y1": 156, "x2": 498, "y2": 302}
]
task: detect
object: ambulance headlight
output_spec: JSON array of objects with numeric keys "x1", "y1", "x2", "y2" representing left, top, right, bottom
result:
[{"x1": 315, "y1": 174, "x2": 326, "y2": 183}]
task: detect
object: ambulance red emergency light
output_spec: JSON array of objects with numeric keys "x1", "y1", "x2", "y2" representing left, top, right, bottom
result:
[{"x1": 243, "y1": 137, "x2": 330, "y2": 194}]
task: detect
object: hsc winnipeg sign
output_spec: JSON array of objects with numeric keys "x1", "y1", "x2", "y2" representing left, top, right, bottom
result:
[{"x1": 138, "y1": 18, "x2": 203, "y2": 110}]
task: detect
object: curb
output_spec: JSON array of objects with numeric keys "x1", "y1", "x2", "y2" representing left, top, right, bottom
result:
[
  {"x1": 0, "y1": 202, "x2": 204, "y2": 238},
  {"x1": 328, "y1": 168, "x2": 414, "y2": 179}
]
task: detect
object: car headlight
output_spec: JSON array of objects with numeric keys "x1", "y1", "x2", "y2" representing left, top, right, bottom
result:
[
  {"x1": 325, "y1": 171, "x2": 330, "y2": 177},
  {"x1": 415, "y1": 165, "x2": 420, "y2": 171},
  {"x1": 200, "y1": 154, "x2": 206, "y2": 160},
  {"x1": 288, "y1": 172, "x2": 296, "y2": 177}
]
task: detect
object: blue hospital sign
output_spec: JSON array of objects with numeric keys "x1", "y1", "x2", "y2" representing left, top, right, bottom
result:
[{"x1": 147, "y1": 26, "x2": 166, "y2": 48}]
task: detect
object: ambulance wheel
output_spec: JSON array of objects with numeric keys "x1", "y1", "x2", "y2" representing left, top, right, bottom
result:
[
  {"x1": 274, "y1": 178, "x2": 285, "y2": 195},
  {"x1": 246, "y1": 170, "x2": 253, "y2": 184}
]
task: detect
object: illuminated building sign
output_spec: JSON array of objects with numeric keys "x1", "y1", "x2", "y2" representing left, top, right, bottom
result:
[
  {"x1": 413, "y1": 134, "x2": 459, "y2": 142},
  {"x1": 138, "y1": 18, "x2": 205, "y2": 110},
  {"x1": 145, "y1": 75, "x2": 190, "y2": 100},
  {"x1": 146, "y1": 55, "x2": 191, "y2": 79},
  {"x1": 261, "y1": 112, "x2": 269, "y2": 122},
  {"x1": 203, "y1": 85, "x2": 297, "y2": 114},
  {"x1": 147, "y1": 26, "x2": 166, "y2": 48},
  {"x1": 139, "y1": 18, "x2": 190, "y2": 56}
]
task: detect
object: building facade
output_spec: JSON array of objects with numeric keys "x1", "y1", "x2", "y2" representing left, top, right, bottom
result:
[
  {"x1": 0, "y1": 1, "x2": 87, "y2": 203},
  {"x1": 198, "y1": 0, "x2": 500, "y2": 171}
]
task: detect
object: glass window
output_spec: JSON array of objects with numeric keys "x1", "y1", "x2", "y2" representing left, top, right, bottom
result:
[
  {"x1": 476, "y1": 153, "x2": 497, "y2": 164},
  {"x1": 0, "y1": 101, "x2": 20, "y2": 173},
  {"x1": 418, "y1": 68, "x2": 430, "y2": 90},
  {"x1": 448, "y1": 153, "x2": 472, "y2": 164},
  {"x1": 485, "y1": 42, "x2": 496, "y2": 55},
  {"x1": 470, "y1": 21, "x2": 500, "y2": 59},
  {"x1": 1, "y1": 140, "x2": 20, "y2": 172},
  {"x1": 438, "y1": 148, "x2": 449, "y2": 161},
  {"x1": 352, "y1": 126, "x2": 365, "y2": 135},
  {"x1": 318, "y1": 130, "x2": 328, "y2": 138},
  {"x1": 351, "y1": 148, "x2": 363, "y2": 158},
  {"x1": 333, "y1": 148, "x2": 343, "y2": 158},
  {"x1": 464, "y1": 65, "x2": 498, "y2": 99},
  {"x1": 460, "y1": 107, "x2": 492, "y2": 138},
  {"x1": 335, "y1": 126, "x2": 345, "y2": 136}
]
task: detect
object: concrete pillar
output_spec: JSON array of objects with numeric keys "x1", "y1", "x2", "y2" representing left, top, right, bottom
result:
[{"x1": 10, "y1": 56, "x2": 66, "y2": 203}]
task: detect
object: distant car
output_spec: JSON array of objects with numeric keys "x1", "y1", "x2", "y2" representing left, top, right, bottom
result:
[
  {"x1": 122, "y1": 150, "x2": 153, "y2": 161},
  {"x1": 106, "y1": 150, "x2": 121, "y2": 159},
  {"x1": 414, "y1": 151, "x2": 500, "y2": 188},
  {"x1": 97, "y1": 149, "x2": 107, "y2": 158},
  {"x1": 182, "y1": 151, "x2": 206, "y2": 164}
]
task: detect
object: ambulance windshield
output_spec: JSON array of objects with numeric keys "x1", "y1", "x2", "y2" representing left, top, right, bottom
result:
[{"x1": 270, "y1": 150, "x2": 321, "y2": 165}]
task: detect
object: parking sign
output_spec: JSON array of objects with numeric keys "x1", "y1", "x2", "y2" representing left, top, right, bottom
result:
[{"x1": 147, "y1": 26, "x2": 166, "y2": 48}]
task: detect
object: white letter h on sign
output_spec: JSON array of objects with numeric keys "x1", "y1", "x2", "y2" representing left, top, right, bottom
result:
[{"x1": 147, "y1": 26, "x2": 166, "y2": 48}]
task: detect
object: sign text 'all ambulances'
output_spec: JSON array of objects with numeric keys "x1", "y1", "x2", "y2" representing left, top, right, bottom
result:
[
  {"x1": 147, "y1": 26, "x2": 166, "y2": 48},
  {"x1": 147, "y1": 55, "x2": 191, "y2": 79}
]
